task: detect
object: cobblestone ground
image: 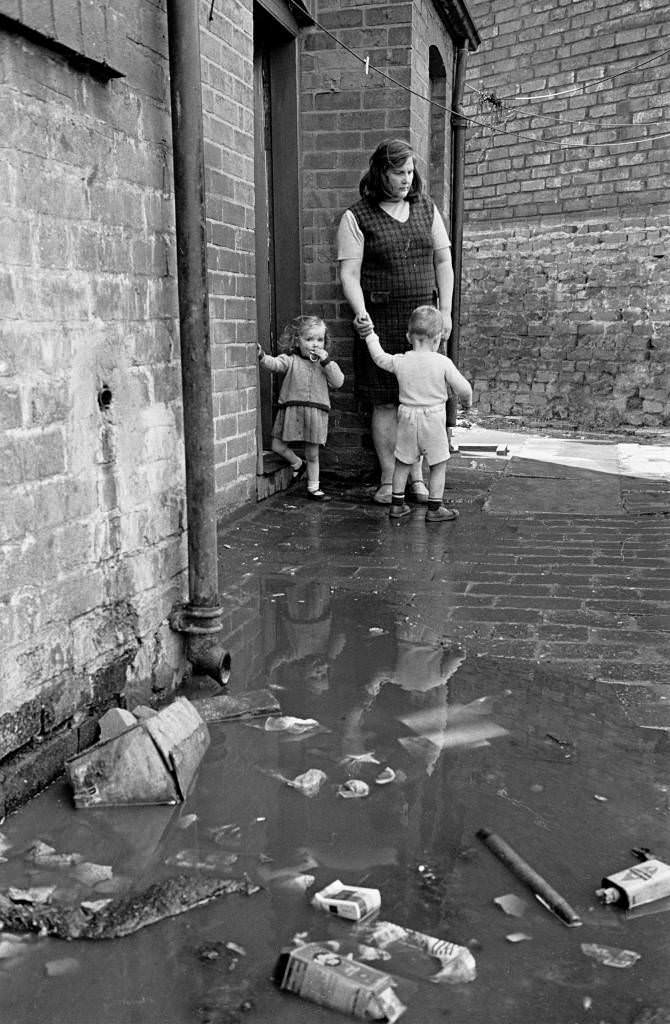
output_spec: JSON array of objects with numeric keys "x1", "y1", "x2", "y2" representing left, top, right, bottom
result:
[{"x1": 218, "y1": 437, "x2": 670, "y2": 734}]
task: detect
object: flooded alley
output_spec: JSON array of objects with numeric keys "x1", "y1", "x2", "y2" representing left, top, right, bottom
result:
[{"x1": 1, "y1": 431, "x2": 669, "y2": 1024}]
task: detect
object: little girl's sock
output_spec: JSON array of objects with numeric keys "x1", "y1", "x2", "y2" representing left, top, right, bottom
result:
[
  {"x1": 391, "y1": 492, "x2": 405, "y2": 507},
  {"x1": 307, "y1": 479, "x2": 320, "y2": 493}
]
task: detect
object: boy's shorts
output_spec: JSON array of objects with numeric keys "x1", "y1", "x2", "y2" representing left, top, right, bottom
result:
[{"x1": 394, "y1": 403, "x2": 450, "y2": 466}]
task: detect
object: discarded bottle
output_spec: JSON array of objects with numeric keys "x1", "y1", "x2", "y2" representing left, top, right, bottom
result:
[{"x1": 596, "y1": 858, "x2": 670, "y2": 910}]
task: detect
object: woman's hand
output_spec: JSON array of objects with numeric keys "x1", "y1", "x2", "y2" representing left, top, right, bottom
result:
[
  {"x1": 353, "y1": 312, "x2": 374, "y2": 338},
  {"x1": 256, "y1": 343, "x2": 264, "y2": 360},
  {"x1": 440, "y1": 309, "x2": 452, "y2": 340}
]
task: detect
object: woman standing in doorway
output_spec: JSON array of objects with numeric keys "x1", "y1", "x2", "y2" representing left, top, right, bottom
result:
[{"x1": 337, "y1": 139, "x2": 454, "y2": 505}]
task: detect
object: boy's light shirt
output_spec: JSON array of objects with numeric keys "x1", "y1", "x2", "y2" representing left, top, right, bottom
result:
[{"x1": 366, "y1": 333, "x2": 473, "y2": 408}]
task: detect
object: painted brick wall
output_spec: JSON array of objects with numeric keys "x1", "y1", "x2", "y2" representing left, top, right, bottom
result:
[
  {"x1": 0, "y1": 0, "x2": 259, "y2": 805},
  {"x1": 458, "y1": 0, "x2": 670, "y2": 431},
  {"x1": 299, "y1": 0, "x2": 457, "y2": 475}
]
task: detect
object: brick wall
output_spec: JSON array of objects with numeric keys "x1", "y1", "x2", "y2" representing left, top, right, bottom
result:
[
  {"x1": 0, "y1": 0, "x2": 259, "y2": 807},
  {"x1": 201, "y1": 2, "x2": 259, "y2": 510},
  {"x1": 299, "y1": 0, "x2": 457, "y2": 475},
  {"x1": 458, "y1": 0, "x2": 670, "y2": 431}
]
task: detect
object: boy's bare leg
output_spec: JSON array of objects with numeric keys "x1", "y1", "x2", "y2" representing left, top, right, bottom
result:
[
  {"x1": 371, "y1": 405, "x2": 397, "y2": 490},
  {"x1": 426, "y1": 460, "x2": 458, "y2": 522},
  {"x1": 389, "y1": 459, "x2": 413, "y2": 518},
  {"x1": 428, "y1": 461, "x2": 447, "y2": 502}
]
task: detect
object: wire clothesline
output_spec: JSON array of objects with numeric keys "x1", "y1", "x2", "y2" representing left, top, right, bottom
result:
[{"x1": 285, "y1": 0, "x2": 670, "y2": 152}]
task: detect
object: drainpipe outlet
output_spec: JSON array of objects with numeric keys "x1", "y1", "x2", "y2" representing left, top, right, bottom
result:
[{"x1": 170, "y1": 603, "x2": 231, "y2": 686}]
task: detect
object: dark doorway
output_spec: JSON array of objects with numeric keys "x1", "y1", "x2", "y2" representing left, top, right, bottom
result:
[{"x1": 253, "y1": 2, "x2": 302, "y2": 469}]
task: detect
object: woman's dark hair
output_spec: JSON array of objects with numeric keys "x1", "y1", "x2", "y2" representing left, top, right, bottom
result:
[{"x1": 359, "y1": 139, "x2": 424, "y2": 204}]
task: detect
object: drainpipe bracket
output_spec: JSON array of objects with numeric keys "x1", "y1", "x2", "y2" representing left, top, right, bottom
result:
[{"x1": 170, "y1": 603, "x2": 225, "y2": 636}]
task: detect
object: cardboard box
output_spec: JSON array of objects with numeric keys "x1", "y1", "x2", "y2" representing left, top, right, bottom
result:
[
  {"x1": 275, "y1": 942, "x2": 405, "y2": 1021},
  {"x1": 312, "y1": 880, "x2": 381, "y2": 922}
]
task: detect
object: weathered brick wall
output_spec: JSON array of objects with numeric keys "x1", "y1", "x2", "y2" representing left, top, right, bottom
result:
[
  {"x1": 201, "y1": 3, "x2": 258, "y2": 510},
  {"x1": 300, "y1": 1, "x2": 456, "y2": 475},
  {"x1": 459, "y1": 0, "x2": 670, "y2": 430},
  {"x1": 0, "y1": 0, "x2": 258, "y2": 806},
  {"x1": 0, "y1": 1, "x2": 186, "y2": 789}
]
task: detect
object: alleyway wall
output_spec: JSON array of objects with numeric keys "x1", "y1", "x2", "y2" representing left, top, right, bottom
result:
[
  {"x1": 0, "y1": 0, "x2": 258, "y2": 811},
  {"x1": 460, "y1": 0, "x2": 669, "y2": 432}
]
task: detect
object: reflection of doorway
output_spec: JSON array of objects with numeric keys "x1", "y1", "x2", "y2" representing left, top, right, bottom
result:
[{"x1": 253, "y1": 2, "x2": 302, "y2": 472}]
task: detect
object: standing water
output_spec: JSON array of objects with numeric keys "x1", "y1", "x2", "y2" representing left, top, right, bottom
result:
[{"x1": 1, "y1": 584, "x2": 669, "y2": 1024}]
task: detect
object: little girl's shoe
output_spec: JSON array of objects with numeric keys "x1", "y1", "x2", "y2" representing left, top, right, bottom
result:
[
  {"x1": 290, "y1": 461, "x2": 306, "y2": 484},
  {"x1": 306, "y1": 489, "x2": 331, "y2": 502}
]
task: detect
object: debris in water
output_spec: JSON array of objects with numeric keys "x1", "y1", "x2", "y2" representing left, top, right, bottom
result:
[
  {"x1": 26, "y1": 841, "x2": 83, "y2": 868},
  {"x1": 312, "y1": 881, "x2": 381, "y2": 921},
  {"x1": 593, "y1": 794, "x2": 608, "y2": 802},
  {"x1": 267, "y1": 768, "x2": 327, "y2": 797},
  {"x1": 477, "y1": 828, "x2": 582, "y2": 928},
  {"x1": 176, "y1": 814, "x2": 199, "y2": 830},
  {"x1": 506, "y1": 932, "x2": 532, "y2": 943},
  {"x1": 368, "y1": 627, "x2": 387, "y2": 636},
  {"x1": 264, "y1": 716, "x2": 321, "y2": 734},
  {"x1": 337, "y1": 780, "x2": 370, "y2": 799},
  {"x1": 375, "y1": 767, "x2": 396, "y2": 786},
  {"x1": 493, "y1": 893, "x2": 527, "y2": 917},
  {"x1": 340, "y1": 752, "x2": 381, "y2": 767},
  {"x1": 7, "y1": 886, "x2": 56, "y2": 905},
  {"x1": 73, "y1": 862, "x2": 113, "y2": 887},
  {"x1": 362, "y1": 920, "x2": 476, "y2": 984},
  {"x1": 274, "y1": 942, "x2": 406, "y2": 1021},
  {"x1": 581, "y1": 943, "x2": 641, "y2": 968},
  {"x1": 596, "y1": 855, "x2": 670, "y2": 910},
  {"x1": 0, "y1": 875, "x2": 260, "y2": 939}
]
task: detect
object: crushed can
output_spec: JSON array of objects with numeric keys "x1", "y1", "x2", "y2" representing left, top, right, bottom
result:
[
  {"x1": 312, "y1": 880, "x2": 382, "y2": 922},
  {"x1": 596, "y1": 858, "x2": 670, "y2": 909},
  {"x1": 274, "y1": 942, "x2": 405, "y2": 1021}
]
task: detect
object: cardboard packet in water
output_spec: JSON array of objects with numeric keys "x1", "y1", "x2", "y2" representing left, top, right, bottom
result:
[
  {"x1": 312, "y1": 880, "x2": 382, "y2": 922},
  {"x1": 597, "y1": 858, "x2": 670, "y2": 909},
  {"x1": 361, "y1": 921, "x2": 476, "y2": 984},
  {"x1": 274, "y1": 942, "x2": 405, "y2": 1021}
]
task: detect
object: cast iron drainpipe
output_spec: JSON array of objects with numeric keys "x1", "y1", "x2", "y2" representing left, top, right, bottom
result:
[
  {"x1": 165, "y1": 0, "x2": 230, "y2": 686},
  {"x1": 447, "y1": 45, "x2": 469, "y2": 373}
]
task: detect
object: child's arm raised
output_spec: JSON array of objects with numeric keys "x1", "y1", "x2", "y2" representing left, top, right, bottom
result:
[
  {"x1": 364, "y1": 331, "x2": 396, "y2": 374},
  {"x1": 316, "y1": 350, "x2": 345, "y2": 390},
  {"x1": 257, "y1": 344, "x2": 291, "y2": 373}
]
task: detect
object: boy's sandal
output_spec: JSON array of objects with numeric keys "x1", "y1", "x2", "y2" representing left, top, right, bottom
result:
[
  {"x1": 407, "y1": 480, "x2": 429, "y2": 503},
  {"x1": 372, "y1": 483, "x2": 393, "y2": 505},
  {"x1": 290, "y1": 461, "x2": 306, "y2": 483},
  {"x1": 305, "y1": 489, "x2": 331, "y2": 502}
]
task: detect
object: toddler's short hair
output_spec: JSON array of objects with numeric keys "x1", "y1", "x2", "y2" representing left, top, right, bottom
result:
[{"x1": 407, "y1": 306, "x2": 443, "y2": 339}]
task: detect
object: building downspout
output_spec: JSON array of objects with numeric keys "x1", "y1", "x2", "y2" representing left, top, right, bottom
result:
[
  {"x1": 165, "y1": 0, "x2": 230, "y2": 686},
  {"x1": 448, "y1": 44, "x2": 469, "y2": 369}
]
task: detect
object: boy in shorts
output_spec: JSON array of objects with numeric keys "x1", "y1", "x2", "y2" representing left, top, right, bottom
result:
[{"x1": 365, "y1": 306, "x2": 473, "y2": 522}]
